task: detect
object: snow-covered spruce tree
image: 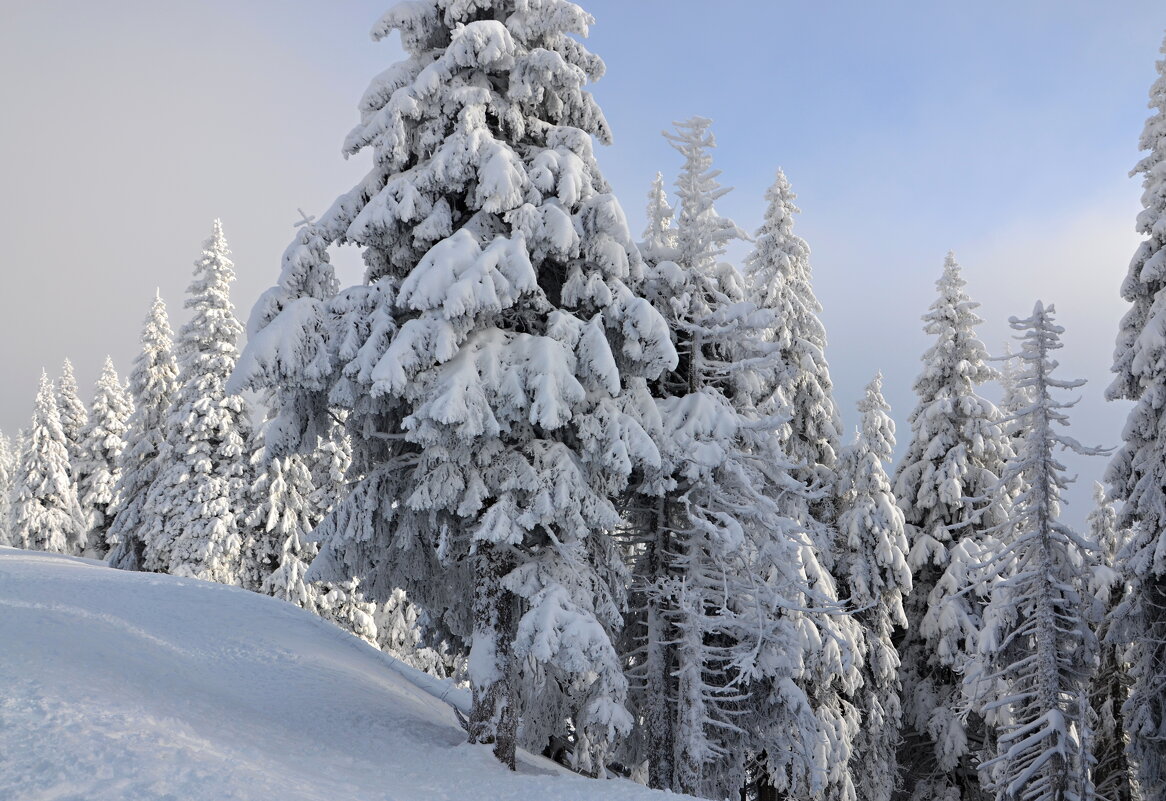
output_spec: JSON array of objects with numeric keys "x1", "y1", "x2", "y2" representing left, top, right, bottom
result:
[
  {"x1": 617, "y1": 118, "x2": 859, "y2": 800},
  {"x1": 739, "y1": 167, "x2": 859, "y2": 801},
  {"x1": 56, "y1": 358, "x2": 89, "y2": 471},
  {"x1": 1086, "y1": 484, "x2": 1137, "y2": 801},
  {"x1": 232, "y1": 1, "x2": 677, "y2": 772},
  {"x1": 243, "y1": 441, "x2": 319, "y2": 607},
  {"x1": 107, "y1": 293, "x2": 179, "y2": 571},
  {"x1": 835, "y1": 373, "x2": 911, "y2": 801},
  {"x1": 998, "y1": 344, "x2": 1035, "y2": 448},
  {"x1": 10, "y1": 373, "x2": 85, "y2": 553},
  {"x1": 309, "y1": 418, "x2": 353, "y2": 518},
  {"x1": 1105, "y1": 31, "x2": 1166, "y2": 801},
  {"x1": 143, "y1": 221, "x2": 251, "y2": 583},
  {"x1": 893, "y1": 253, "x2": 1014, "y2": 801},
  {"x1": 75, "y1": 357, "x2": 133, "y2": 558},
  {"x1": 641, "y1": 171, "x2": 677, "y2": 257},
  {"x1": 0, "y1": 431, "x2": 14, "y2": 546},
  {"x1": 975, "y1": 302, "x2": 1104, "y2": 801},
  {"x1": 744, "y1": 168, "x2": 843, "y2": 547}
]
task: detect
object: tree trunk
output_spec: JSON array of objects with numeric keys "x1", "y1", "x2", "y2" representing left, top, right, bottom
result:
[
  {"x1": 645, "y1": 498, "x2": 676, "y2": 790},
  {"x1": 468, "y1": 540, "x2": 519, "y2": 769}
]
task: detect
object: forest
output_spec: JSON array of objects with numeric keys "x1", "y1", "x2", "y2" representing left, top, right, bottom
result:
[{"x1": 1, "y1": 3, "x2": 1164, "y2": 801}]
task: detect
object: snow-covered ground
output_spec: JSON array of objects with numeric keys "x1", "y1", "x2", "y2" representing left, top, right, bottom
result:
[{"x1": 0, "y1": 548, "x2": 690, "y2": 801}]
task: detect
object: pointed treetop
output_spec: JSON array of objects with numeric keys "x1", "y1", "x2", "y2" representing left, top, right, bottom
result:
[
  {"x1": 14, "y1": 369, "x2": 85, "y2": 553},
  {"x1": 180, "y1": 220, "x2": 242, "y2": 367},
  {"x1": 856, "y1": 371, "x2": 896, "y2": 460},
  {"x1": 745, "y1": 168, "x2": 816, "y2": 313},
  {"x1": 664, "y1": 116, "x2": 746, "y2": 275},
  {"x1": 916, "y1": 251, "x2": 996, "y2": 396},
  {"x1": 641, "y1": 171, "x2": 676, "y2": 258},
  {"x1": 56, "y1": 357, "x2": 88, "y2": 454}
]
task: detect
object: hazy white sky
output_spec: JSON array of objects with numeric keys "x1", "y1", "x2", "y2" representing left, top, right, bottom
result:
[{"x1": 1, "y1": 1, "x2": 1163, "y2": 522}]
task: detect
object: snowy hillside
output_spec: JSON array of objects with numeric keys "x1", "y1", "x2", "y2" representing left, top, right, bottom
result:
[{"x1": 0, "y1": 548, "x2": 693, "y2": 801}]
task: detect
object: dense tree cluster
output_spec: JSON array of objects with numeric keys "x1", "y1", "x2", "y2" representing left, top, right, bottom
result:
[{"x1": 2, "y1": 5, "x2": 1163, "y2": 800}]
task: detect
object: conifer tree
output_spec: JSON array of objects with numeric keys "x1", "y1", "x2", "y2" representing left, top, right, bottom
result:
[
  {"x1": 108, "y1": 294, "x2": 179, "y2": 571},
  {"x1": 0, "y1": 431, "x2": 14, "y2": 547},
  {"x1": 836, "y1": 374, "x2": 911, "y2": 801},
  {"x1": 76, "y1": 357, "x2": 133, "y2": 558},
  {"x1": 894, "y1": 253, "x2": 1013, "y2": 801},
  {"x1": 244, "y1": 444, "x2": 319, "y2": 609},
  {"x1": 744, "y1": 169, "x2": 843, "y2": 546},
  {"x1": 317, "y1": 578, "x2": 379, "y2": 646},
  {"x1": 1105, "y1": 31, "x2": 1166, "y2": 801},
  {"x1": 233, "y1": 0, "x2": 677, "y2": 772},
  {"x1": 620, "y1": 119, "x2": 859, "y2": 801},
  {"x1": 10, "y1": 373, "x2": 85, "y2": 553},
  {"x1": 143, "y1": 221, "x2": 251, "y2": 583},
  {"x1": 1086, "y1": 484, "x2": 1137, "y2": 801},
  {"x1": 998, "y1": 344, "x2": 1035, "y2": 448},
  {"x1": 56, "y1": 358, "x2": 88, "y2": 470},
  {"x1": 741, "y1": 168, "x2": 858, "y2": 801},
  {"x1": 641, "y1": 171, "x2": 677, "y2": 258},
  {"x1": 975, "y1": 302, "x2": 1103, "y2": 801}
]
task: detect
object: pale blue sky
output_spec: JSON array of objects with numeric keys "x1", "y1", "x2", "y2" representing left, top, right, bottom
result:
[{"x1": 1, "y1": 1, "x2": 1163, "y2": 521}]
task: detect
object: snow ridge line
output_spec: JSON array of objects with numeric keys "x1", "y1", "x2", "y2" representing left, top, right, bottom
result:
[{"x1": 0, "y1": 596, "x2": 195, "y2": 658}]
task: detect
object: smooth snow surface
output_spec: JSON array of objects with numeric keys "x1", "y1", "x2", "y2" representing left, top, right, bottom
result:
[{"x1": 0, "y1": 548, "x2": 693, "y2": 801}]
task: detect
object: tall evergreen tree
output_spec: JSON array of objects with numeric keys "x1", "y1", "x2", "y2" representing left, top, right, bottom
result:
[
  {"x1": 741, "y1": 167, "x2": 859, "y2": 801},
  {"x1": 1105, "y1": 31, "x2": 1166, "y2": 801},
  {"x1": 0, "y1": 431, "x2": 14, "y2": 547},
  {"x1": 894, "y1": 253, "x2": 1014, "y2": 801},
  {"x1": 975, "y1": 302, "x2": 1103, "y2": 801},
  {"x1": 10, "y1": 373, "x2": 85, "y2": 554},
  {"x1": 233, "y1": 0, "x2": 677, "y2": 772},
  {"x1": 1086, "y1": 484, "x2": 1138, "y2": 801},
  {"x1": 620, "y1": 119, "x2": 858, "y2": 801},
  {"x1": 108, "y1": 294, "x2": 179, "y2": 571},
  {"x1": 641, "y1": 171, "x2": 677, "y2": 257},
  {"x1": 246, "y1": 446, "x2": 320, "y2": 608},
  {"x1": 76, "y1": 357, "x2": 133, "y2": 558},
  {"x1": 143, "y1": 221, "x2": 251, "y2": 583},
  {"x1": 836, "y1": 373, "x2": 911, "y2": 801},
  {"x1": 744, "y1": 168, "x2": 843, "y2": 546},
  {"x1": 56, "y1": 358, "x2": 88, "y2": 470}
]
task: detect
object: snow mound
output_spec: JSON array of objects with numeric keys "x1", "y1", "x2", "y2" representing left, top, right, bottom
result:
[{"x1": 0, "y1": 548, "x2": 688, "y2": 801}]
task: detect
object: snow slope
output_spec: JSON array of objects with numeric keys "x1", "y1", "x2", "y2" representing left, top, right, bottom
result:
[{"x1": 0, "y1": 548, "x2": 690, "y2": 801}]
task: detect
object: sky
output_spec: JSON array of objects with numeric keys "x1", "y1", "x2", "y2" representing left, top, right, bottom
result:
[{"x1": 1, "y1": 1, "x2": 1164, "y2": 523}]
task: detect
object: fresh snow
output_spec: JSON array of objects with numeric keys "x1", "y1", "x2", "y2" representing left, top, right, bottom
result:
[{"x1": 0, "y1": 547, "x2": 698, "y2": 801}]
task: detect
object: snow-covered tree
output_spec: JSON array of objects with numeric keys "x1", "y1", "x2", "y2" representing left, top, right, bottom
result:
[
  {"x1": 836, "y1": 373, "x2": 911, "y2": 801},
  {"x1": 309, "y1": 419, "x2": 353, "y2": 519},
  {"x1": 317, "y1": 578, "x2": 379, "y2": 646},
  {"x1": 143, "y1": 221, "x2": 251, "y2": 584},
  {"x1": 10, "y1": 373, "x2": 85, "y2": 553},
  {"x1": 744, "y1": 168, "x2": 842, "y2": 546},
  {"x1": 0, "y1": 431, "x2": 14, "y2": 546},
  {"x1": 232, "y1": 0, "x2": 677, "y2": 772},
  {"x1": 641, "y1": 171, "x2": 677, "y2": 258},
  {"x1": 617, "y1": 119, "x2": 859, "y2": 801},
  {"x1": 75, "y1": 357, "x2": 133, "y2": 558},
  {"x1": 108, "y1": 294, "x2": 179, "y2": 571},
  {"x1": 975, "y1": 302, "x2": 1103, "y2": 801},
  {"x1": 244, "y1": 445, "x2": 318, "y2": 606},
  {"x1": 998, "y1": 343, "x2": 1035, "y2": 449},
  {"x1": 738, "y1": 167, "x2": 859, "y2": 801},
  {"x1": 1086, "y1": 484, "x2": 1137, "y2": 801},
  {"x1": 56, "y1": 358, "x2": 88, "y2": 470},
  {"x1": 1105, "y1": 31, "x2": 1166, "y2": 801},
  {"x1": 893, "y1": 253, "x2": 1014, "y2": 801},
  {"x1": 373, "y1": 587, "x2": 449, "y2": 674}
]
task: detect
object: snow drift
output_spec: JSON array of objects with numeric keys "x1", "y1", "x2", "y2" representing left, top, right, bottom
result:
[{"x1": 0, "y1": 548, "x2": 692, "y2": 801}]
